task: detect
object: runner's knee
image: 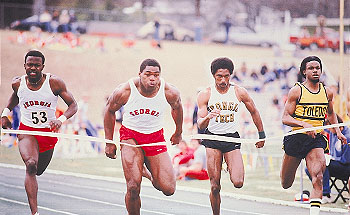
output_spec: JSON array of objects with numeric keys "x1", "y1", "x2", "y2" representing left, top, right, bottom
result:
[
  {"x1": 161, "y1": 184, "x2": 175, "y2": 196},
  {"x1": 312, "y1": 173, "x2": 323, "y2": 186},
  {"x1": 281, "y1": 178, "x2": 293, "y2": 189},
  {"x1": 211, "y1": 183, "x2": 221, "y2": 194},
  {"x1": 232, "y1": 178, "x2": 244, "y2": 188},
  {"x1": 127, "y1": 181, "x2": 141, "y2": 199},
  {"x1": 25, "y1": 159, "x2": 37, "y2": 175}
]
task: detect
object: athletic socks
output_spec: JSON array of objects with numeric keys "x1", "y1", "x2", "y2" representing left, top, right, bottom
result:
[{"x1": 310, "y1": 198, "x2": 321, "y2": 215}]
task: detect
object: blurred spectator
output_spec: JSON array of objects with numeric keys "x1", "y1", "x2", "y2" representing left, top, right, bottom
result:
[
  {"x1": 39, "y1": 10, "x2": 52, "y2": 32},
  {"x1": 305, "y1": 115, "x2": 350, "y2": 204},
  {"x1": 178, "y1": 139, "x2": 209, "y2": 180},
  {"x1": 59, "y1": 10, "x2": 70, "y2": 33},
  {"x1": 164, "y1": 24, "x2": 174, "y2": 40},
  {"x1": 173, "y1": 140, "x2": 194, "y2": 178},
  {"x1": 153, "y1": 18, "x2": 161, "y2": 48},
  {"x1": 221, "y1": 16, "x2": 232, "y2": 44},
  {"x1": 192, "y1": 104, "x2": 205, "y2": 134},
  {"x1": 263, "y1": 68, "x2": 277, "y2": 84},
  {"x1": 69, "y1": 10, "x2": 78, "y2": 34},
  {"x1": 192, "y1": 88, "x2": 205, "y2": 134},
  {"x1": 250, "y1": 70, "x2": 262, "y2": 92},
  {"x1": 9, "y1": 105, "x2": 20, "y2": 137},
  {"x1": 234, "y1": 62, "x2": 248, "y2": 84},
  {"x1": 230, "y1": 72, "x2": 241, "y2": 83},
  {"x1": 74, "y1": 95, "x2": 99, "y2": 151},
  {"x1": 260, "y1": 64, "x2": 268, "y2": 76},
  {"x1": 51, "y1": 10, "x2": 60, "y2": 33}
]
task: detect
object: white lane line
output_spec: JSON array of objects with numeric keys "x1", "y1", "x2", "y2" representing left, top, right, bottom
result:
[
  {"x1": 15, "y1": 178, "x2": 268, "y2": 215},
  {"x1": 0, "y1": 182, "x2": 173, "y2": 215},
  {"x1": 0, "y1": 174, "x2": 266, "y2": 215},
  {"x1": 1, "y1": 163, "x2": 348, "y2": 214},
  {"x1": 0, "y1": 197, "x2": 79, "y2": 215}
]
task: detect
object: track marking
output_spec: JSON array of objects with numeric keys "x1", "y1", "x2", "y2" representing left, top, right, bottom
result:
[
  {"x1": 0, "y1": 196, "x2": 79, "y2": 215},
  {"x1": 0, "y1": 182, "x2": 173, "y2": 215},
  {"x1": 0, "y1": 174, "x2": 287, "y2": 215},
  {"x1": 32, "y1": 179, "x2": 269, "y2": 215},
  {"x1": 0, "y1": 163, "x2": 348, "y2": 214}
]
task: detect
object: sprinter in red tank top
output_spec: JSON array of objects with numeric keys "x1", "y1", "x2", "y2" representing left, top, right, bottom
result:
[{"x1": 104, "y1": 58, "x2": 183, "y2": 215}]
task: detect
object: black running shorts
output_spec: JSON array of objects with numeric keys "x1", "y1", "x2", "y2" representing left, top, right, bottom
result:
[
  {"x1": 201, "y1": 129, "x2": 241, "y2": 153},
  {"x1": 283, "y1": 133, "x2": 328, "y2": 159}
]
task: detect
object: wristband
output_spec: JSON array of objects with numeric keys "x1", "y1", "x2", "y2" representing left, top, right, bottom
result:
[
  {"x1": 1, "y1": 108, "x2": 11, "y2": 117},
  {"x1": 258, "y1": 131, "x2": 266, "y2": 139},
  {"x1": 57, "y1": 115, "x2": 67, "y2": 123}
]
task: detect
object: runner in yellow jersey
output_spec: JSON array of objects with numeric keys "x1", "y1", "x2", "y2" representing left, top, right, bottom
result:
[{"x1": 280, "y1": 56, "x2": 347, "y2": 215}]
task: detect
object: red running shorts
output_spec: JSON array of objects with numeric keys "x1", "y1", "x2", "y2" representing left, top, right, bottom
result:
[
  {"x1": 19, "y1": 123, "x2": 58, "y2": 153},
  {"x1": 119, "y1": 125, "x2": 167, "y2": 156}
]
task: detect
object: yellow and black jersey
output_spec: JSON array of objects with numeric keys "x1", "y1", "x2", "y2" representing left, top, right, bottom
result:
[{"x1": 292, "y1": 82, "x2": 328, "y2": 133}]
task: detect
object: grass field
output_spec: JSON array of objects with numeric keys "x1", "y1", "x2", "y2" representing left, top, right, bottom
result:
[{"x1": 1, "y1": 29, "x2": 349, "y2": 210}]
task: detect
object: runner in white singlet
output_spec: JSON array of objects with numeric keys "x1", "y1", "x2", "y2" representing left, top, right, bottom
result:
[
  {"x1": 1, "y1": 50, "x2": 77, "y2": 215},
  {"x1": 196, "y1": 57, "x2": 265, "y2": 215},
  {"x1": 103, "y1": 58, "x2": 183, "y2": 215}
]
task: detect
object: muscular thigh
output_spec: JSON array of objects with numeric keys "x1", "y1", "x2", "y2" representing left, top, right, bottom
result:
[
  {"x1": 145, "y1": 152, "x2": 174, "y2": 181},
  {"x1": 18, "y1": 134, "x2": 39, "y2": 163},
  {"x1": 305, "y1": 148, "x2": 326, "y2": 176},
  {"x1": 121, "y1": 139, "x2": 144, "y2": 181},
  {"x1": 206, "y1": 148, "x2": 223, "y2": 180},
  {"x1": 280, "y1": 153, "x2": 302, "y2": 179},
  {"x1": 224, "y1": 149, "x2": 243, "y2": 177}
]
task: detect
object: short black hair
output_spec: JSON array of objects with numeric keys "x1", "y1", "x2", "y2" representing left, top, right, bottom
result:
[
  {"x1": 299, "y1": 56, "x2": 322, "y2": 78},
  {"x1": 25, "y1": 50, "x2": 45, "y2": 64},
  {"x1": 210, "y1": 57, "x2": 234, "y2": 75},
  {"x1": 140, "y1": 58, "x2": 161, "y2": 73}
]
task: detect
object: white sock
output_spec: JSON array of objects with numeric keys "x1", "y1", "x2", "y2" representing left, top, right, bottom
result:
[{"x1": 310, "y1": 198, "x2": 321, "y2": 215}]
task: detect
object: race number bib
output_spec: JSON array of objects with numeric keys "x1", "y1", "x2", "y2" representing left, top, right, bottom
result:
[{"x1": 31, "y1": 111, "x2": 48, "y2": 125}]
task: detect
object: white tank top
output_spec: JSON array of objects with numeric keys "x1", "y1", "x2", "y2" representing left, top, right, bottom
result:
[
  {"x1": 207, "y1": 83, "x2": 241, "y2": 134},
  {"x1": 122, "y1": 78, "x2": 168, "y2": 134},
  {"x1": 18, "y1": 74, "x2": 58, "y2": 128}
]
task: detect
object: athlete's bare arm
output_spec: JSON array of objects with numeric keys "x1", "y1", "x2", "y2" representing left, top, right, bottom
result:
[
  {"x1": 325, "y1": 87, "x2": 347, "y2": 144},
  {"x1": 104, "y1": 82, "x2": 130, "y2": 159},
  {"x1": 165, "y1": 82, "x2": 183, "y2": 145},
  {"x1": 49, "y1": 75, "x2": 78, "y2": 132},
  {"x1": 196, "y1": 87, "x2": 220, "y2": 130},
  {"x1": 282, "y1": 85, "x2": 316, "y2": 137},
  {"x1": 1, "y1": 77, "x2": 21, "y2": 129},
  {"x1": 235, "y1": 85, "x2": 265, "y2": 148}
]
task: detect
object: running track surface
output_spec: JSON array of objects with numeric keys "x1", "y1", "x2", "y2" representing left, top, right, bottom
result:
[{"x1": 0, "y1": 164, "x2": 346, "y2": 215}]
